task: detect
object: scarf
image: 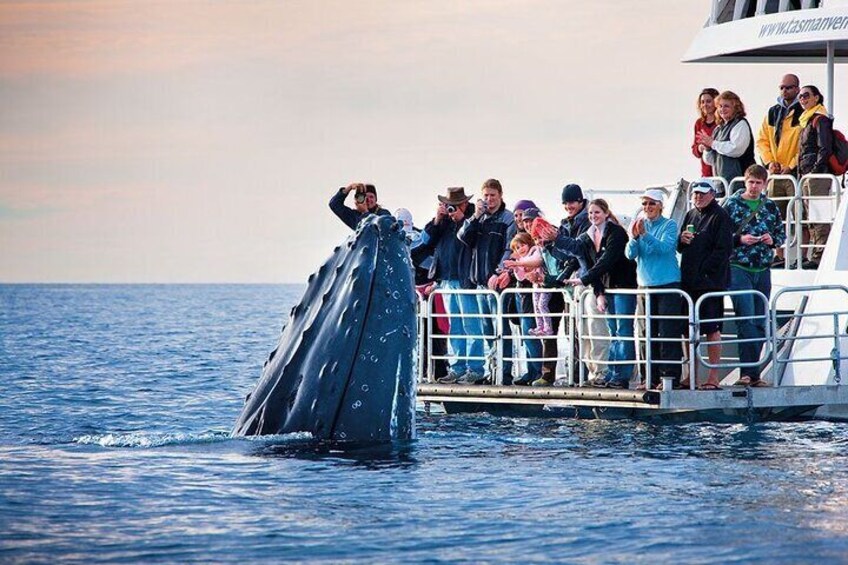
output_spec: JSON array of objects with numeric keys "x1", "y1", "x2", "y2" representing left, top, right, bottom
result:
[{"x1": 799, "y1": 103, "x2": 828, "y2": 128}]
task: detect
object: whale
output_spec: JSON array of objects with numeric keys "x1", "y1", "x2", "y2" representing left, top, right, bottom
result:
[{"x1": 232, "y1": 214, "x2": 418, "y2": 442}]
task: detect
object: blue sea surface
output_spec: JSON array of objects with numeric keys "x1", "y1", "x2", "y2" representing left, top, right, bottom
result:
[{"x1": 2, "y1": 284, "x2": 848, "y2": 563}]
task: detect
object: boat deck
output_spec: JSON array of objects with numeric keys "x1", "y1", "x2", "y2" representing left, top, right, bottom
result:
[{"x1": 417, "y1": 382, "x2": 848, "y2": 423}]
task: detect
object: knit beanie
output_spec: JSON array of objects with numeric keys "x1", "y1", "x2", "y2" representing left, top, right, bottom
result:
[{"x1": 561, "y1": 184, "x2": 584, "y2": 203}]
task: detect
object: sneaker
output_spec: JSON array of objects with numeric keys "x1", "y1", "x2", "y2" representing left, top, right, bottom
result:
[
  {"x1": 586, "y1": 376, "x2": 608, "y2": 388},
  {"x1": 801, "y1": 259, "x2": 819, "y2": 270},
  {"x1": 553, "y1": 378, "x2": 572, "y2": 388},
  {"x1": 437, "y1": 370, "x2": 463, "y2": 384},
  {"x1": 606, "y1": 379, "x2": 629, "y2": 389},
  {"x1": 531, "y1": 376, "x2": 553, "y2": 387},
  {"x1": 456, "y1": 370, "x2": 486, "y2": 385},
  {"x1": 514, "y1": 373, "x2": 538, "y2": 386}
]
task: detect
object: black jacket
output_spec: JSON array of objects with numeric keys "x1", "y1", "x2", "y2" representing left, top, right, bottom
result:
[
  {"x1": 798, "y1": 114, "x2": 834, "y2": 175},
  {"x1": 551, "y1": 201, "x2": 591, "y2": 280},
  {"x1": 548, "y1": 222, "x2": 637, "y2": 296},
  {"x1": 678, "y1": 199, "x2": 734, "y2": 291},
  {"x1": 580, "y1": 222, "x2": 638, "y2": 294},
  {"x1": 457, "y1": 204, "x2": 516, "y2": 287},
  {"x1": 423, "y1": 205, "x2": 475, "y2": 288}
]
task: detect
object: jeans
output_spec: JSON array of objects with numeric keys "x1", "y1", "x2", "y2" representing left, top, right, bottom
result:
[
  {"x1": 512, "y1": 291, "x2": 542, "y2": 377},
  {"x1": 476, "y1": 288, "x2": 513, "y2": 379},
  {"x1": 729, "y1": 267, "x2": 771, "y2": 380},
  {"x1": 605, "y1": 293, "x2": 636, "y2": 383},
  {"x1": 441, "y1": 280, "x2": 484, "y2": 373}
]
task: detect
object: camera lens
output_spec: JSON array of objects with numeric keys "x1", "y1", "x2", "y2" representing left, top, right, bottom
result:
[
  {"x1": 354, "y1": 193, "x2": 366, "y2": 203},
  {"x1": 446, "y1": 204, "x2": 457, "y2": 214}
]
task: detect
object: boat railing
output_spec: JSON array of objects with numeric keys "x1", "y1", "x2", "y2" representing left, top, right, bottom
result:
[
  {"x1": 422, "y1": 288, "x2": 499, "y2": 382},
  {"x1": 417, "y1": 283, "x2": 848, "y2": 389},
  {"x1": 689, "y1": 173, "x2": 842, "y2": 269},
  {"x1": 796, "y1": 173, "x2": 842, "y2": 263},
  {"x1": 771, "y1": 285, "x2": 848, "y2": 385},
  {"x1": 693, "y1": 289, "x2": 774, "y2": 375},
  {"x1": 497, "y1": 288, "x2": 577, "y2": 386},
  {"x1": 575, "y1": 287, "x2": 696, "y2": 389}
]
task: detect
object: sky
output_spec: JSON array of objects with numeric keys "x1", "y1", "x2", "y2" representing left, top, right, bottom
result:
[{"x1": 0, "y1": 0, "x2": 842, "y2": 283}]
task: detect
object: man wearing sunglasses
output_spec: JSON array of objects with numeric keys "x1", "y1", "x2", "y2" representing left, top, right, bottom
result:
[
  {"x1": 756, "y1": 74, "x2": 802, "y2": 264},
  {"x1": 678, "y1": 181, "x2": 734, "y2": 391},
  {"x1": 329, "y1": 182, "x2": 390, "y2": 230}
]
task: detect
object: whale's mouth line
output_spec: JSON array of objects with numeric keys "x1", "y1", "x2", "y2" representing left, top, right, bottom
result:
[{"x1": 327, "y1": 224, "x2": 380, "y2": 440}]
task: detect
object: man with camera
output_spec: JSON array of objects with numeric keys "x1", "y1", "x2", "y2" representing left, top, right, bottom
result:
[
  {"x1": 423, "y1": 187, "x2": 485, "y2": 384},
  {"x1": 328, "y1": 182, "x2": 390, "y2": 230},
  {"x1": 457, "y1": 179, "x2": 517, "y2": 384}
]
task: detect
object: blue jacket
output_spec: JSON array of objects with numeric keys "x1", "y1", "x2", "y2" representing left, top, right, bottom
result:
[
  {"x1": 458, "y1": 204, "x2": 516, "y2": 287},
  {"x1": 624, "y1": 216, "x2": 681, "y2": 287}
]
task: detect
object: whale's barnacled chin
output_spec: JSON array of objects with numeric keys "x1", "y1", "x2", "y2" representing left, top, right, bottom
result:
[{"x1": 232, "y1": 214, "x2": 417, "y2": 442}]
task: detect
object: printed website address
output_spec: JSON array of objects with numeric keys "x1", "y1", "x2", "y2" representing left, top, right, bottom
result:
[{"x1": 760, "y1": 14, "x2": 848, "y2": 37}]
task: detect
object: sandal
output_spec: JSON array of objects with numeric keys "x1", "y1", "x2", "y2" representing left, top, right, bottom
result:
[
  {"x1": 750, "y1": 379, "x2": 771, "y2": 387},
  {"x1": 697, "y1": 382, "x2": 722, "y2": 391},
  {"x1": 732, "y1": 376, "x2": 752, "y2": 387}
]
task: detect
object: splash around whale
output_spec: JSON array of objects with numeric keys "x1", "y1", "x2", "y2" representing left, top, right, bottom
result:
[{"x1": 232, "y1": 214, "x2": 418, "y2": 442}]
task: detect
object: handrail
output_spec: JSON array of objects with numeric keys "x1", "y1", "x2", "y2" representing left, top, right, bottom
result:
[
  {"x1": 497, "y1": 287, "x2": 576, "y2": 386},
  {"x1": 770, "y1": 284, "x2": 848, "y2": 385},
  {"x1": 416, "y1": 283, "x2": 848, "y2": 390},
  {"x1": 694, "y1": 290, "x2": 773, "y2": 372},
  {"x1": 767, "y1": 174, "x2": 801, "y2": 269},
  {"x1": 575, "y1": 287, "x2": 696, "y2": 389},
  {"x1": 425, "y1": 288, "x2": 499, "y2": 383}
]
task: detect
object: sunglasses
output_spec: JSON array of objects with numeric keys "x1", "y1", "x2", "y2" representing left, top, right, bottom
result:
[
  {"x1": 798, "y1": 92, "x2": 812, "y2": 100},
  {"x1": 779, "y1": 85, "x2": 797, "y2": 90},
  {"x1": 641, "y1": 201, "x2": 659, "y2": 207}
]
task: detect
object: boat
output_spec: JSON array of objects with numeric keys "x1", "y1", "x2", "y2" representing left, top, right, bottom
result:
[{"x1": 415, "y1": 0, "x2": 848, "y2": 423}]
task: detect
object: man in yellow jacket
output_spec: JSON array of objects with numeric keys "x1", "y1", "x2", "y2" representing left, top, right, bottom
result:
[{"x1": 756, "y1": 73, "x2": 803, "y2": 263}]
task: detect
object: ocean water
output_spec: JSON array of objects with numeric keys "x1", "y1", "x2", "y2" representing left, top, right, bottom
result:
[{"x1": 2, "y1": 284, "x2": 848, "y2": 564}]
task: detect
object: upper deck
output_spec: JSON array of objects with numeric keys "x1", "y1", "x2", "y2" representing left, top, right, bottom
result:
[{"x1": 684, "y1": 0, "x2": 848, "y2": 63}]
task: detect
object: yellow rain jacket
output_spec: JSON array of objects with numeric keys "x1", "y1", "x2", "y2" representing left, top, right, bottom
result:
[{"x1": 756, "y1": 101, "x2": 803, "y2": 172}]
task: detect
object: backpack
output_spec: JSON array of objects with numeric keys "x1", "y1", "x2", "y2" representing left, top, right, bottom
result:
[{"x1": 813, "y1": 115, "x2": 848, "y2": 175}]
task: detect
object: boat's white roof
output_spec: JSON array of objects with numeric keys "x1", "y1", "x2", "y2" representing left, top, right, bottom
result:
[{"x1": 684, "y1": 1, "x2": 848, "y2": 63}]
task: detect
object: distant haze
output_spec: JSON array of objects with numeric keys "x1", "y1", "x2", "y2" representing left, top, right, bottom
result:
[{"x1": 0, "y1": 1, "x2": 840, "y2": 283}]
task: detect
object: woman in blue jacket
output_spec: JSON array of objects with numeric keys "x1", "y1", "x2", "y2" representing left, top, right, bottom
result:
[{"x1": 625, "y1": 189, "x2": 683, "y2": 390}]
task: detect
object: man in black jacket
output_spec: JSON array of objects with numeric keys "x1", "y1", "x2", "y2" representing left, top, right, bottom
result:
[
  {"x1": 678, "y1": 180, "x2": 734, "y2": 390},
  {"x1": 424, "y1": 187, "x2": 485, "y2": 384},
  {"x1": 328, "y1": 183, "x2": 390, "y2": 230},
  {"x1": 457, "y1": 179, "x2": 516, "y2": 384}
]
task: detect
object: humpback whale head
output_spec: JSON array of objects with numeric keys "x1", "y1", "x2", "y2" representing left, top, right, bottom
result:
[{"x1": 233, "y1": 214, "x2": 417, "y2": 442}]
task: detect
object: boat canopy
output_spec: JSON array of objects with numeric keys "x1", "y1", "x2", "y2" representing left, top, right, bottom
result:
[
  {"x1": 684, "y1": 0, "x2": 848, "y2": 63},
  {"x1": 684, "y1": 0, "x2": 848, "y2": 112}
]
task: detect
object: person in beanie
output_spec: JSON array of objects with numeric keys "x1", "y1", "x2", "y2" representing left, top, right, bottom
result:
[{"x1": 329, "y1": 182, "x2": 391, "y2": 230}]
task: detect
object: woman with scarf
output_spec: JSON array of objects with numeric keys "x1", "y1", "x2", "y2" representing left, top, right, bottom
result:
[
  {"x1": 797, "y1": 84, "x2": 834, "y2": 269},
  {"x1": 697, "y1": 90, "x2": 756, "y2": 193}
]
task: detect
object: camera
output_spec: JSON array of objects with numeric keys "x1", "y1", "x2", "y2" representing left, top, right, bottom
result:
[
  {"x1": 446, "y1": 204, "x2": 457, "y2": 214},
  {"x1": 354, "y1": 193, "x2": 366, "y2": 204}
]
